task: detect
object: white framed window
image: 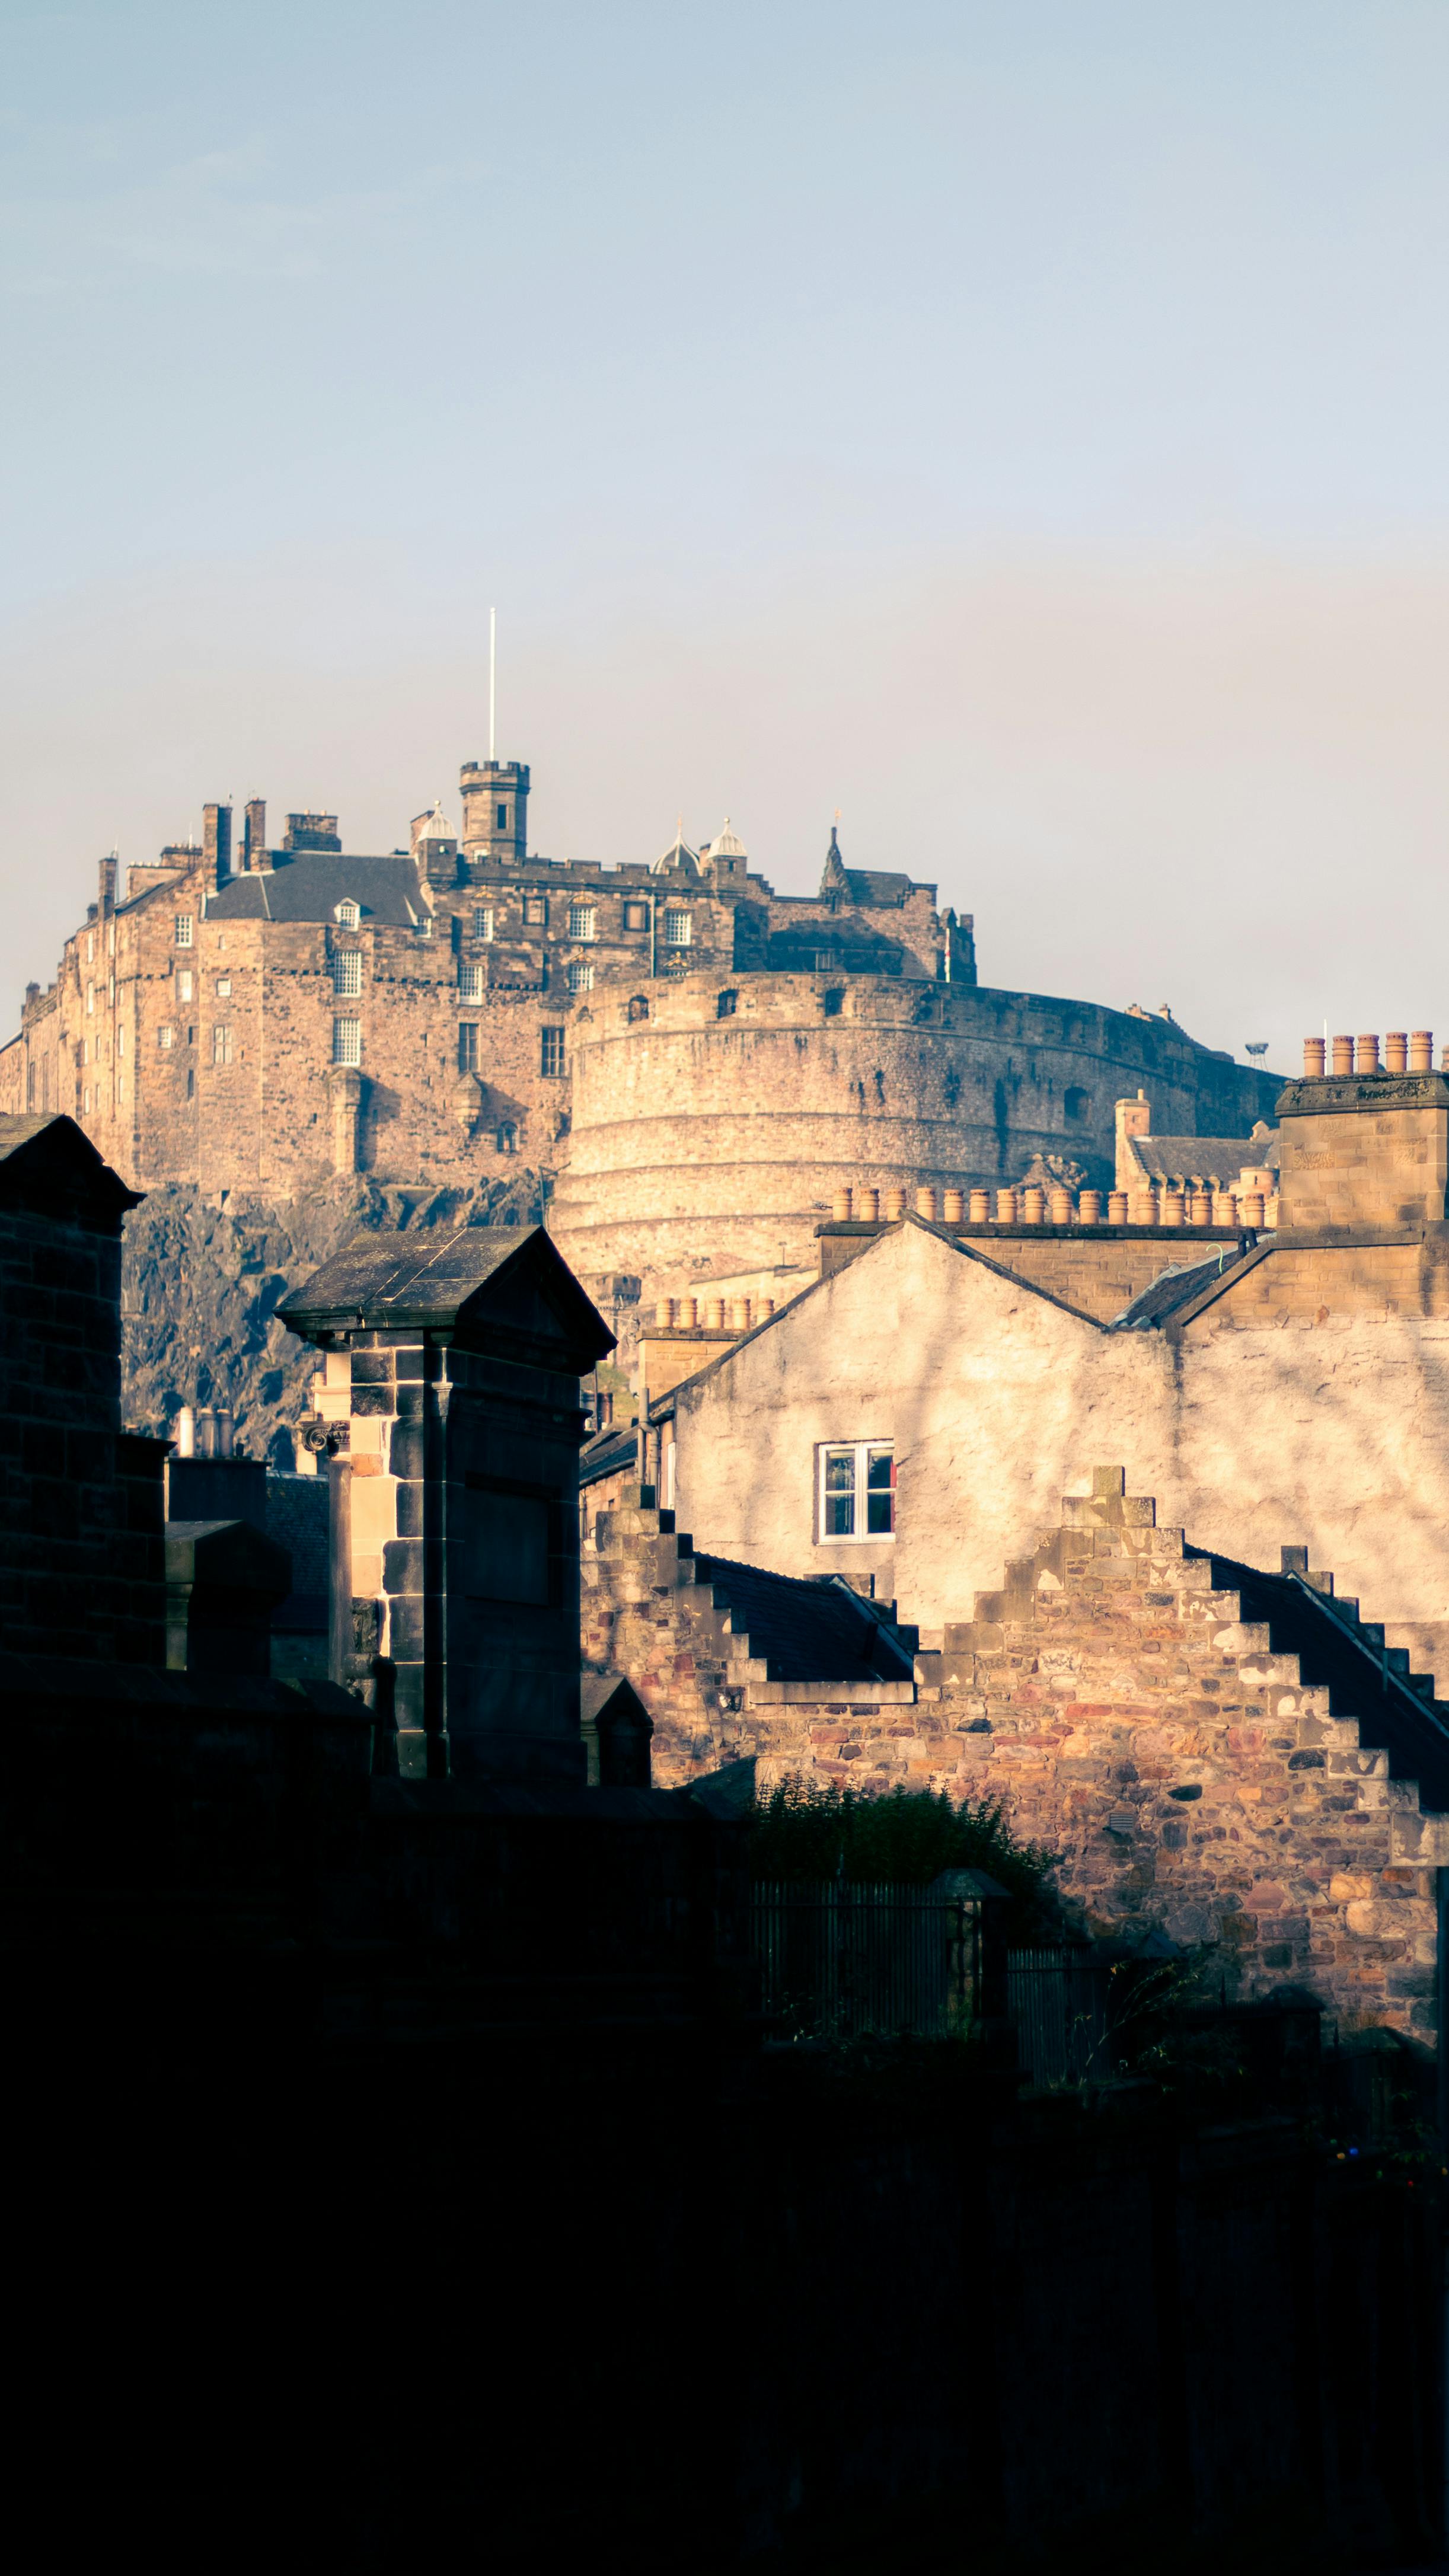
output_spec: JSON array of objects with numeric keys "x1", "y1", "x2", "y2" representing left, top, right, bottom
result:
[
  {"x1": 473, "y1": 906, "x2": 494, "y2": 942},
  {"x1": 567, "y1": 902, "x2": 596, "y2": 941},
  {"x1": 333, "y1": 950, "x2": 362, "y2": 996},
  {"x1": 332, "y1": 1017, "x2": 361, "y2": 1066},
  {"x1": 85, "y1": 985, "x2": 94, "y2": 1017},
  {"x1": 82, "y1": 1087, "x2": 90, "y2": 1114},
  {"x1": 158, "y1": 1026, "x2": 174, "y2": 1049},
  {"x1": 175, "y1": 915, "x2": 193, "y2": 947},
  {"x1": 566, "y1": 959, "x2": 594, "y2": 993},
  {"x1": 334, "y1": 898, "x2": 360, "y2": 929},
  {"x1": 117, "y1": 1024, "x2": 125, "y2": 1055},
  {"x1": 213, "y1": 1025, "x2": 234, "y2": 1065},
  {"x1": 107, "y1": 923, "x2": 116, "y2": 956},
  {"x1": 414, "y1": 912, "x2": 433, "y2": 940},
  {"x1": 216, "y1": 976, "x2": 231, "y2": 997},
  {"x1": 457, "y1": 1023, "x2": 479, "y2": 1072},
  {"x1": 541, "y1": 1026, "x2": 566, "y2": 1078},
  {"x1": 177, "y1": 969, "x2": 193, "y2": 1002},
  {"x1": 663, "y1": 909, "x2": 692, "y2": 947},
  {"x1": 818, "y1": 1441, "x2": 895, "y2": 1541},
  {"x1": 458, "y1": 961, "x2": 483, "y2": 1002},
  {"x1": 107, "y1": 976, "x2": 115, "y2": 1007}
]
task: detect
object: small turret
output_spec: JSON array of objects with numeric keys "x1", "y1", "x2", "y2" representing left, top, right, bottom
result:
[{"x1": 459, "y1": 758, "x2": 529, "y2": 863}]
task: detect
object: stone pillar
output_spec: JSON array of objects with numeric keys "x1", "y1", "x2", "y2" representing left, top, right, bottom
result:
[{"x1": 326, "y1": 1064, "x2": 362, "y2": 1173}]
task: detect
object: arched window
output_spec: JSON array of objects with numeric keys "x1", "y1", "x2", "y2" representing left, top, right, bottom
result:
[
  {"x1": 334, "y1": 898, "x2": 360, "y2": 930},
  {"x1": 627, "y1": 994, "x2": 650, "y2": 1023}
]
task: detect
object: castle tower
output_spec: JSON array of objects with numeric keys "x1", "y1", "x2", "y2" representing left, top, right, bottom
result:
[{"x1": 459, "y1": 758, "x2": 529, "y2": 863}]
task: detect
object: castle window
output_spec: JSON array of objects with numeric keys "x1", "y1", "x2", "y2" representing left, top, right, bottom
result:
[
  {"x1": 822, "y1": 989, "x2": 845, "y2": 1017},
  {"x1": 818, "y1": 1441, "x2": 895, "y2": 1542},
  {"x1": 334, "y1": 899, "x2": 361, "y2": 930},
  {"x1": 567, "y1": 904, "x2": 596, "y2": 942},
  {"x1": 216, "y1": 978, "x2": 231, "y2": 998},
  {"x1": 1064, "y1": 1086, "x2": 1090, "y2": 1125},
  {"x1": 541, "y1": 1027, "x2": 566, "y2": 1078},
  {"x1": 524, "y1": 895, "x2": 547, "y2": 927},
  {"x1": 497, "y1": 803, "x2": 509, "y2": 831},
  {"x1": 566, "y1": 960, "x2": 594, "y2": 994},
  {"x1": 117, "y1": 1024, "x2": 125, "y2": 1055},
  {"x1": 473, "y1": 906, "x2": 494, "y2": 942},
  {"x1": 415, "y1": 912, "x2": 433, "y2": 939},
  {"x1": 627, "y1": 994, "x2": 650, "y2": 1023},
  {"x1": 496, "y1": 1122, "x2": 518, "y2": 1154},
  {"x1": 717, "y1": 989, "x2": 738, "y2": 1019},
  {"x1": 458, "y1": 962, "x2": 483, "y2": 1002},
  {"x1": 457, "y1": 1023, "x2": 479, "y2": 1072},
  {"x1": 333, "y1": 951, "x2": 362, "y2": 997},
  {"x1": 663, "y1": 909, "x2": 691, "y2": 947},
  {"x1": 623, "y1": 901, "x2": 649, "y2": 932},
  {"x1": 177, "y1": 970, "x2": 193, "y2": 1003},
  {"x1": 159, "y1": 1026, "x2": 174, "y2": 1049},
  {"x1": 332, "y1": 1017, "x2": 361, "y2": 1067},
  {"x1": 175, "y1": 915, "x2": 193, "y2": 947},
  {"x1": 85, "y1": 985, "x2": 94, "y2": 1016},
  {"x1": 213, "y1": 1025, "x2": 234, "y2": 1066}
]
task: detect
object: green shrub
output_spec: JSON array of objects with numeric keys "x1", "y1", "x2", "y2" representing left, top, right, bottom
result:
[{"x1": 748, "y1": 1776, "x2": 1049, "y2": 1905}]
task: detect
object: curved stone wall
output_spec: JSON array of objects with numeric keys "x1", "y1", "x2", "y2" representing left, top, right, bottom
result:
[{"x1": 550, "y1": 972, "x2": 1282, "y2": 1293}]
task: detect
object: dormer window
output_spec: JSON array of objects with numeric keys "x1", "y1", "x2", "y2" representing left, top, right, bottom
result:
[{"x1": 334, "y1": 899, "x2": 361, "y2": 930}]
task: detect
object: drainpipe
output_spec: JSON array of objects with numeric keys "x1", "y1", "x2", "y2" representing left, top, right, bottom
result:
[{"x1": 649, "y1": 892, "x2": 657, "y2": 981}]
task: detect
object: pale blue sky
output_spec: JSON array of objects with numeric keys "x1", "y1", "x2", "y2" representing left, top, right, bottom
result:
[{"x1": 4, "y1": 1, "x2": 1448, "y2": 1064}]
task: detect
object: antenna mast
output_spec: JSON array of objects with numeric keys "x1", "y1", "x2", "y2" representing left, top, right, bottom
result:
[{"x1": 489, "y1": 606, "x2": 497, "y2": 762}]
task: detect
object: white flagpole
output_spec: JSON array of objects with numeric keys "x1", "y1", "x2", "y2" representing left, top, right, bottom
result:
[{"x1": 489, "y1": 607, "x2": 497, "y2": 761}]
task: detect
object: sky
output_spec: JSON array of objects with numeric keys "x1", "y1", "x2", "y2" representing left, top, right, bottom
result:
[{"x1": 2, "y1": 0, "x2": 1448, "y2": 1068}]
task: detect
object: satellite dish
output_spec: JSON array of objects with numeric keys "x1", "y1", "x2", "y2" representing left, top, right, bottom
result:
[{"x1": 1244, "y1": 1042, "x2": 1269, "y2": 1061}]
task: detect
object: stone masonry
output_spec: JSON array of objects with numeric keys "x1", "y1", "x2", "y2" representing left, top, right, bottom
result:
[{"x1": 586, "y1": 1470, "x2": 1449, "y2": 2045}]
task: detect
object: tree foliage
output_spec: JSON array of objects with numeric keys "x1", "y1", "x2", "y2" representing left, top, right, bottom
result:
[{"x1": 748, "y1": 1775, "x2": 1048, "y2": 1902}]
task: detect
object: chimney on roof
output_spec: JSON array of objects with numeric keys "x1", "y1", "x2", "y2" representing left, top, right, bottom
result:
[
  {"x1": 98, "y1": 854, "x2": 117, "y2": 914},
  {"x1": 1279, "y1": 1030, "x2": 1448, "y2": 1233},
  {"x1": 202, "y1": 803, "x2": 232, "y2": 892},
  {"x1": 243, "y1": 797, "x2": 266, "y2": 873},
  {"x1": 283, "y1": 813, "x2": 341, "y2": 854},
  {"x1": 1115, "y1": 1090, "x2": 1151, "y2": 1193}
]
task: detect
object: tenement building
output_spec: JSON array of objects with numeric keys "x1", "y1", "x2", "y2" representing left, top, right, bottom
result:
[{"x1": 0, "y1": 746, "x2": 1280, "y2": 1305}]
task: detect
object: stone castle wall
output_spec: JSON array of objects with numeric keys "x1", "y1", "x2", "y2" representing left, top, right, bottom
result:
[
  {"x1": 551, "y1": 974, "x2": 1281, "y2": 1294},
  {"x1": 0, "y1": 765, "x2": 1278, "y2": 1315}
]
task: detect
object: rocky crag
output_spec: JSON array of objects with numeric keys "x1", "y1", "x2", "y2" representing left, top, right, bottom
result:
[{"x1": 120, "y1": 1172, "x2": 551, "y2": 1465}]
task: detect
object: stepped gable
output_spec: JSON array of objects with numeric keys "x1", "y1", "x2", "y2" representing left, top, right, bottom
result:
[
  {"x1": 913, "y1": 1466, "x2": 1449, "y2": 2040},
  {"x1": 582, "y1": 1498, "x2": 919, "y2": 1787}
]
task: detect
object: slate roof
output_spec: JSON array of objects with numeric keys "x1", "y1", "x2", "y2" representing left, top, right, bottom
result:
[
  {"x1": 579, "y1": 1423, "x2": 641, "y2": 1487},
  {"x1": 1126, "y1": 1131, "x2": 1279, "y2": 1188},
  {"x1": 207, "y1": 852, "x2": 426, "y2": 927},
  {"x1": 1112, "y1": 1252, "x2": 1247, "y2": 1330},
  {"x1": 693, "y1": 1553, "x2": 917, "y2": 1684},
  {"x1": 839, "y1": 868, "x2": 914, "y2": 908},
  {"x1": 1185, "y1": 1541, "x2": 1449, "y2": 1812},
  {"x1": 278, "y1": 1221, "x2": 615, "y2": 1362}
]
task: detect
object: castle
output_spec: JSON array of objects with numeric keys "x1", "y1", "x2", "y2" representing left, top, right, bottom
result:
[{"x1": 0, "y1": 745, "x2": 1281, "y2": 1307}]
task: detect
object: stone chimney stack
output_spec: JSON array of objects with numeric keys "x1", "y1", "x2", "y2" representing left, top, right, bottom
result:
[
  {"x1": 1115, "y1": 1091, "x2": 1151, "y2": 1193},
  {"x1": 98, "y1": 853, "x2": 117, "y2": 914},
  {"x1": 202, "y1": 803, "x2": 232, "y2": 892},
  {"x1": 1278, "y1": 1033, "x2": 1448, "y2": 1233},
  {"x1": 243, "y1": 797, "x2": 266, "y2": 873}
]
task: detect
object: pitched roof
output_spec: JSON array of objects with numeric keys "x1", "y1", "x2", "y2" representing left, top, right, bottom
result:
[
  {"x1": 1126, "y1": 1131, "x2": 1279, "y2": 1188},
  {"x1": 1185, "y1": 1540, "x2": 1449, "y2": 1812},
  {"x1": 0, "y1": 1112, "x2": 141, "y2": 1220},
  {"x1": 278, "y1": 1221, "x2": 615, "y2": 1365},
  {"x1": 1112, "y1": 1252, "x2": 1247, "y2": 1330},
  {"x1": 694, "y1": 1553, "x2": 918, "y2": 1684},
  {"x1": 208, "y1": 852, "x2": 426, "y2": 927}
]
